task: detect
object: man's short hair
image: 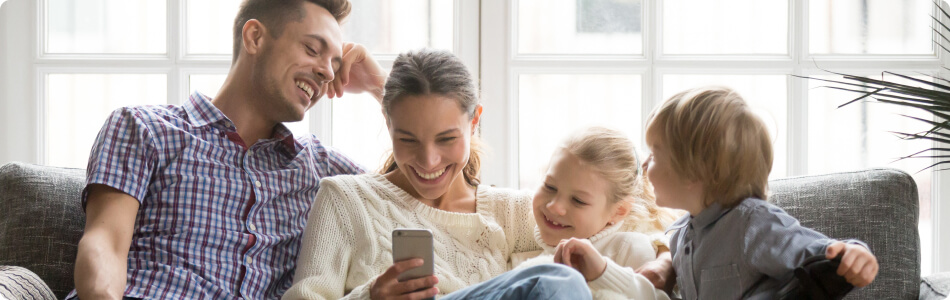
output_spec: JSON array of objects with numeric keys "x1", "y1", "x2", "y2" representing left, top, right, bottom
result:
[
  {"x1": 645, "y1": 86, "x2": 773, "y2": 208},
  {"x1": 232, "y1": 0, "x2": 351, "y2": 62}
]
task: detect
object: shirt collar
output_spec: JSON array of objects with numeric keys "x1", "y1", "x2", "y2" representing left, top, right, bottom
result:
[
  {"x1": 690, "y1": 202, "x2": 733, "y2": 229},
  {"x1": 186, "y1": 91, "x2": 302, "y2": 154},
  {"x1": 184, "y1": 91, "x2": 232, "y2": 128}
]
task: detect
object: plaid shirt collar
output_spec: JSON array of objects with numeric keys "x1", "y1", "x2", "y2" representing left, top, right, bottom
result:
[{"x1": 185, "y1": 92, "x2": 300, "y2": 155}]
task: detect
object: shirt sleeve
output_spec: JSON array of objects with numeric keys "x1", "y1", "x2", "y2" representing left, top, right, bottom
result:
[
  {"x1": 284, "y1": 178, "x2": 371, "y2": 300},
  {"x1": 82, "y1": 107, "x2": 158, "y2": 209},
  {"x1": 321, "y1": 145, "x2": 367, "y2": 176},
  {"x1": 742, "y1": 204, "x2": 837, "y2": 279}
]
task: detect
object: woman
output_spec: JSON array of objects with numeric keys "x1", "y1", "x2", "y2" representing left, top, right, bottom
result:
[{"x1": 283, "y1": 49, "x2": 667, "y2": 299}]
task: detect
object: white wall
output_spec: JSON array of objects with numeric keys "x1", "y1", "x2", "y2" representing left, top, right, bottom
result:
[{"x1": 0, "y1": 0, "x2": 38, "y2": 165}]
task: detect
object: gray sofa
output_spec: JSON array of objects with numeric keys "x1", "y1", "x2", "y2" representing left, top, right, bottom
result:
[{"x1": 0, "y1": 162, "x2": 948, "y2": 299}]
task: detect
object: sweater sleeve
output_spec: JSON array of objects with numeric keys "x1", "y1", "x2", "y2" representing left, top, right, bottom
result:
[
  {"x1": 283, "y1": 178, "x2": 372, "y2": 300},
  {"x1": 589, "y1": 259, "x2": 671, "y2": 300},
  {"x1": 588, "y1": 232, "x2": 671, "y2": 300},
  {"x1": 497, "y1": 190, "x2": 542, "y2": 257}
]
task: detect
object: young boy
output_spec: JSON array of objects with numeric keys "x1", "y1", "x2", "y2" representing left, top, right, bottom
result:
[{"x1": 642, "y1": 86, "x2": 879, "y2": 299}]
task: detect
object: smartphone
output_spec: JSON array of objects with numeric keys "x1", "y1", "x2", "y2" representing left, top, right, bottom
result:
[{"x1": 392, "y1": 228, "x2": 434, "y2": 283}]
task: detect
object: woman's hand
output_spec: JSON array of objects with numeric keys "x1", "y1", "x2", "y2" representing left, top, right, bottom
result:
[
  {"x1": 326, "y1": 42, "x2": 386, "y2": 102},
  {"x1": 553, "y1": 237, "x2": 607, "y2": 281},
  {"x1": 370, "y1": 258, "x2": 439, "y2": 300},
  {"x1": 826, "y1": 242, "x2": 878, "y2": 287},
  {"x1": 635, "y1": 251, "x2": 675, "y2": 293}
]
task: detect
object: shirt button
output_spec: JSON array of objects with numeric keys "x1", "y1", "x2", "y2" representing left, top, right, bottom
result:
[
  {"x1": 245, "y1": 257, "x2": 252, "y2": 264},
  {"x1": 248, "y1": 223, "x2": 257, "y2": 231},
  {"x1": 255, "y1": 181, "x2": 262, "y2": 187}
]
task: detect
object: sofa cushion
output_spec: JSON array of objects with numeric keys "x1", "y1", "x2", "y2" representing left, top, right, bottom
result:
[
  {"x1": 0, "y1": 162, "x2": 85, "y2": 299},
  {"x1": 770, "y1": 167, "x2": 920, "y2": 300}
]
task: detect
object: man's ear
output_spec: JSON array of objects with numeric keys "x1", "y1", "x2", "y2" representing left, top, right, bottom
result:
[
  {"x1": 242, "y1": 19, "x2": 267, "y2": 56},
  {"x1": 470, "y1": 105, "x2": 483, "y2": 134}
]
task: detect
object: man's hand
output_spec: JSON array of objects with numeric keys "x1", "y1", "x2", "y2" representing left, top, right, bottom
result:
[
  {"x1": 553, "y1": 238, "x2": 607, "y2": 281},
  {"x1": 826, "y1": 242, "x2": 878, "y2": 287},
  {"x1": 74, "y1": 184, "x2": 139, "y2": 300},
  {"x1": 636, "y1": 251, "x2": 675, "y2": 293},
  {"x1": 326, "y1": 42, "x2": 386, "y2": 103}
]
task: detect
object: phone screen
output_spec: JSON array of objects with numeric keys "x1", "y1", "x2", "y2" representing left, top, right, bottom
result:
[{"x1": 392, "y1": 228, "x2": 434, "y2": 282}]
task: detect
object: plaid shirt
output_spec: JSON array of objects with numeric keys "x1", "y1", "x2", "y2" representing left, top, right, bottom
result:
[{"x1": 67, "y1": 92, "x2": 364, "y2": 299}]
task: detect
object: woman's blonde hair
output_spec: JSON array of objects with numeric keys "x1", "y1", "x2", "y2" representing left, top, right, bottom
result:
[
  {"x1": 561, "y1": 126, "x2": 678, "y2": 234},
  {"x1": 645, "y1": 86, "x2": 773, "y2": 208},
  {"x1": 377, "y1": 49, "x2": 482, "y2": 186}
]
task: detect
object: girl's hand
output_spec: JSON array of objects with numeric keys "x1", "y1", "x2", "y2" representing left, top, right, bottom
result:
[
  {"x1": 826, "y1": 242, "x2": 879, "y2": 287},
  {"x1": 636, "y1": 251, "x2": 675, "y2": 293},
  {"x1": 370, "y1": 258, "x2": 439, "y2": 300},
  {"x1": 553, "y1": 237, "x2": 607, "y2": 281}
]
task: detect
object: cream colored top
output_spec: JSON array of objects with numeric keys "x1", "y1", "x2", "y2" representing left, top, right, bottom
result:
[
  {"x1": 283, "y1": 174, "x2": 539, "y2": 299},
  {"x1": 512, "y1": 223, "x2": 672, "y2": 300}
]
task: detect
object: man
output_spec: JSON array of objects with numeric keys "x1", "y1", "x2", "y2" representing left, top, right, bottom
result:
[{"x1": 70, "y1": 0, "x2": 385, "y2": 298}]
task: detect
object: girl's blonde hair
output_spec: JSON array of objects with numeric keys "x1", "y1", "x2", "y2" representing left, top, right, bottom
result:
[
  {"x1": 645, "y1": 86, "x2": 772, "y2": 208},
  {"x1": 561, "y1": 126, "x2": 679, "y2": 234}
]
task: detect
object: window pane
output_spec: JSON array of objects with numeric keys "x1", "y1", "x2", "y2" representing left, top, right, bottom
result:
[
  {"x1": 518, "y1": 0, "x2": 643, "y2": 54},
  {"x1": 807, "y1": 74, "x2": 933, "y2": 274},
  {"x1": 47, "y1": 74, "x2": 166, "y2": 168},
  {"x1": 810, "y1": 0, "x2": 931, "y2": 54},
  {"x1": 186, "y1": 0, "x2": 242, "y2": 55},
  {"x1": 331, "y1": 94, "x2": 389, "y2": 171},
  {"x1": 47, "y1": 0, "x2": 165, "y2": 54},
  {"x1": 343, "y1": 0, "x2": 453, "y2": 54},
  {"x1": 663, "y1": 0, "x2": 787, "y2": 54},
  {"x1": 519, "y1": 74, "x2": 642, "y2": 189},
  {"x1": 662, "y1": 75, "x2": 788, "y2": 177},
  {"x1": 188, "y1": 73, "x2": 311, "y2": 138}
]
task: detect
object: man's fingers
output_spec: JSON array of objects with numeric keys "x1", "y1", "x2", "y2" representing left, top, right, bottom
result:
[{"x1": 333, "y1": 77, "x2": 345, "y2": 98}]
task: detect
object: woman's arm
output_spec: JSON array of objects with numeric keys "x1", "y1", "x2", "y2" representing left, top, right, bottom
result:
[{"x1": 283, "y1": 180, "x2": 367, "y2": 300}]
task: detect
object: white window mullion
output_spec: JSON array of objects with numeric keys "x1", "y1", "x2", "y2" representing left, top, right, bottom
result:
[
  {"x1": 479, "y1": 0, "x2": 513, "y2": 187},
  {"x1": 168, "y1": 0, "x2": 182, "y2": 105},
  {"x1": 789, "y1": 0, "x2": 807, "y2": 177}
]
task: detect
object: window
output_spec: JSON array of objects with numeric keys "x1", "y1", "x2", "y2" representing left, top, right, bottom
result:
[
  {"x1": 20, "y1": 0, "x2": 477, "y2": 170},
  {"x1": 480, "y1": 0, "x2": 943, "y2": 274}
]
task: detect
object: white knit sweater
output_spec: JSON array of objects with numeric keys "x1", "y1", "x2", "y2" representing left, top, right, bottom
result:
[
  {"x1": 511, "y1": 223, "x2": 672, "y2": 300},
  {"x1": 282, "y1": 174, "x2": 539, "y2": 300}
]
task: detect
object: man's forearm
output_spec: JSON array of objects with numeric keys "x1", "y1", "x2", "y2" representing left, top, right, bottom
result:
[{"x1": 75, "y1": 234, "x2": 128, "y2": 299}]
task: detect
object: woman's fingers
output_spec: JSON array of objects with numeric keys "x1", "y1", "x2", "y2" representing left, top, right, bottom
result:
[{"x1": 390, "y1": 275, "x2": 438, "y2": 295}]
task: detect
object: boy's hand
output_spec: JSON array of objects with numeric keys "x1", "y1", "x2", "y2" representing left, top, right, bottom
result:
[
  {"x1": 553, "y1": 238, "x2": 607, "y2": 281},
  {"x1": 826, "y1": 241, "x2": 878, "y2": 287},
  {"x1": 636, "y1": 251, "x2": 675, "y2": 293}
]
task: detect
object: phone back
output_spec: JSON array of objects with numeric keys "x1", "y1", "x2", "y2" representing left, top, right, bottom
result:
[{"x1": 392, "y1": 228, "x2": 434, "y2": 282}]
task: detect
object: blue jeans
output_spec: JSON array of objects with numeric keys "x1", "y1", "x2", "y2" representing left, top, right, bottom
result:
[{"x1": 440, "y1": 264, "x2": 592, "y2": 300}]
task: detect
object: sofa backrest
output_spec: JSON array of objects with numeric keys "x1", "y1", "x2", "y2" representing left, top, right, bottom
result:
[
  {"x1": 0, "y1": 163, "x2": 924, "y2": 299},
  {"x1": 770, "y1": 167, "x2": 920, "y2": 300},
  {"x1": 0, "y1": 162, "x2": 85, "y2": 299}
]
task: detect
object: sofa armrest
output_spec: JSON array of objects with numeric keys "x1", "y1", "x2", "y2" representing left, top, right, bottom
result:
[
  {"x1": 0, "y1": 265, "x2": 56, "y2": 300},
  {"x1": 920, "y1": 272, "x2": 950, "y2": 300}
]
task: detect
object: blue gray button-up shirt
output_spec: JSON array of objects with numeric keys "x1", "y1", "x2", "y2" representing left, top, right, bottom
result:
[{"x1": 668, "y1": 198, "x2": 868, "y2": 300}]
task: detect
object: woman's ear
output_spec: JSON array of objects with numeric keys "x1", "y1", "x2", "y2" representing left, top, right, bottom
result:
[
  {"x1": 242, "y1": 19, "x2": 267, "y2": 56},
  {"x1": 470, "y1": 105, "x2": 483, "y2": 134}
]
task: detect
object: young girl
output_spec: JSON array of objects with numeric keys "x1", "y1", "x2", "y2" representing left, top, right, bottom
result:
[
  {"x1": 512, "y1": 126, "x2": 679, "y2": 299},
  {"x1": 643, "y1": 86, "x2": 879, "y2": 299}
]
